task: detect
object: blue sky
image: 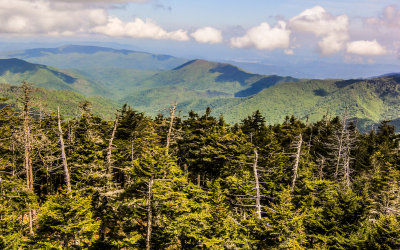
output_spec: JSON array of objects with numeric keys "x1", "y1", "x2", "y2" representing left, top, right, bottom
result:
[{"x1": 1, "y1": 0, "x2": 400, "y2": 74}]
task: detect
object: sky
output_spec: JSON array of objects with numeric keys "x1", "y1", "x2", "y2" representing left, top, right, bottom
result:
[{"x1": 1, "y1": 0, "x2": 400, "y2": 72}]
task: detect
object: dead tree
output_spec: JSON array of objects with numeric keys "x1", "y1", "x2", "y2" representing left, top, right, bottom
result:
[
  {"x1": 106, "y1": 114, "x2": 119, "y2": 187},
  {"x1": 343, "y1": 136, "x2": 351, "y2": 188},
  {"x1": 253, "y1": 148, "x2": 261, "y2": 220},
  {"x1": 291, "y1": 133, "x2": 303, "y2": 192},
  {"x1": 146, "y1": 177, "x2": 154, "y2": 250},
  {"x1": 21, "y1": 82, "x2": 34, "y2": 235},
  {"x1": 318, "y1": 157, "x2": 326, "y2": 181},
  {"x1": 231, "y1": 149, "x2": 275, "y2": 221},
  {"x1": 165, "y1": 102, "x2": 177, "y2": 155},
  {"x1": 57, "y1": 107, "x2": 71, "y2": 194},
  {"x1": 342, "y1": 130, "x2": 356, "y2": 188},
  {"x1": 334, "y1": 109, "x2": 348, "y2": 178},
  {"x1": 163, "y1": 103, "x2": 177, "y2": 179}
]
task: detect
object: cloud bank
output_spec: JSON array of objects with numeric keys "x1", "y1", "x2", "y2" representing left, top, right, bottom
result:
[
  {"x1": 0, "y1": 1, "x2": 398, "y2": 59},
  {"x1": 346, "y1": 40, "x2": 387, "y2": 56},
  {"x1": 289, "y1": 6, "x2": 349, "y2": 55},
  {"x1": 0, "y1": 0, "x2": 108, "y2": 35},
  {"x1": 230, "y1": 21, "x2": 291, "y2": 51},
  {"x1": 0, "y1": 0, "x2": 188, "y2": 41},
  {"x1": 191, "y1": 27, "x2": 223, "y2": 44},
  {"x1": 92, "y1": 17, "x2": 189, "y2": 41}
]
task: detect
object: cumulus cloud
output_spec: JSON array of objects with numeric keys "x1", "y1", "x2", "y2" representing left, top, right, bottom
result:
[
  {"x1": 191, "y1": 27, "x2": 222, "y2": 44},
  {"x1": 92, "y1": 17, "x2": 189, "y2": 41},
  {"x1": 289, "y1": 6, "x2": 349, "y2": 55},
  {"x1": 0, "y1": 0, "x2": 188, "y2": 41},
  {"x1": 0, "y1": 0, "x2": 108, "y2": 35},
  {"x1": 230, "y1": 21, "x2": 291, "y2": 50},
  {"x1": 346, "y1": 40, "x2": 387, "y2": 56}
]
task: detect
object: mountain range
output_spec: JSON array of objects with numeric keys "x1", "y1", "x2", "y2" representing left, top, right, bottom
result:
[{"x1": 0, "y1": 45, "x2": 399, "y2": 131}]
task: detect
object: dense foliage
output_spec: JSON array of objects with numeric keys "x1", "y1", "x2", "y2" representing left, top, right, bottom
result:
[{"x1": 0, "y1": 85, "x2": 400, "y2": 249}]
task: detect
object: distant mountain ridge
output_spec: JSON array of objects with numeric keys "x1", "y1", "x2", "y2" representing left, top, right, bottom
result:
[
  {"x1": 4, "y1": 45, "x2": 187, "y2": 71},
  {"x1": 1, "y1": 45, "x2": 400, "y2": 131}
]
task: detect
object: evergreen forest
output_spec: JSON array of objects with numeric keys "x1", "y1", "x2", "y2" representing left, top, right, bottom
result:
[{"x1": 1, "y1": 82, "x2": 400, "y2": 249}]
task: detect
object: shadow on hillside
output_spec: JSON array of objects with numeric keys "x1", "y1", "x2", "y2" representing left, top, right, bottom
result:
[
  {"x1": 313, "y1": 88, "x2": 329, "y2": 96},
  {"x1": 48, "y1": 69, "x2": 77, "y2": 84},
  {"x1": 234, "y1": 76, "x2": 298, "y2": 97},
  {"x1": 210, "y1": 64, "x2": 256, "y2": 86},
  {"x1": 335, "y1": 79, "x2": 363, "y2": 88},
  {"x1": 0, "y1": 58, "x2": 39, "y2": 74}
]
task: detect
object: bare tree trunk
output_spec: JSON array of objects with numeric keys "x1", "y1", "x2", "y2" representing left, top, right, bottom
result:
[
  {"x1": 28, "y1": 208, "x2": 33, "y2": 236},
  {"x1": 146, "y1": 177, "x2": 154, "y2": 250},
  {"x1": 22, "y1": 82, "x2": 34, "y2": 235},
  {"x1": 106, "y1": 115, "x2": 119, "y2": 187},
  {"x1": 57, "y1": 107, "x2": 71, "y2": 194},
  {"x1": 184, "y1": 163, "x2": 189, "y2": 183},
  {"x1": 131, "y1": 138, "x2": 134, "y2": 165},
  {"x1": 343, "y1": 133, "x2": 351, "y2": 188},
  {"x1": 335, "y1": 109, "x2": 348, "y2": 178},
  {"x1": 163, "y1": 103, "x2": 176, "y2": 179},
  {"x1": 11, "y1": 141, "x2": 15, "y2": 176},
  {"x1": 165, "y1": 103, "x2": 177, "y2": 155},
  {"x1": 319, "y1": 157, "x2": 325, "y2": 181},
  {"x1": 253, "y1": 148, "x2": 261, "y2": 220},
  {"x1": 291, "y1": 133, "x2": 303, "y2": 192}
]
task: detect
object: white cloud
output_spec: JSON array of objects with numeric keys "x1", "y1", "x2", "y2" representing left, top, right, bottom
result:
[
  {"x1": 92, "y1": 17, "x2": 189, "y2": 41},
  {"x1": 289, "y1": 6, "x2": 349, "y2": 55},
  {"x1": 0, "y1": 0, "x2": 108, "y2": 35},
  {"x1": 0, "y1": 0, "x2": 189, "y2": 41},
  {"x1": 191, "y1": 27, "x2": 222, "y2": 44},
  {"x1": 230, "y1": 21, "x2": 291, "y2": 51},
  {"x1": 346, "y1": 40, "x2": 387, "y2": 56}
]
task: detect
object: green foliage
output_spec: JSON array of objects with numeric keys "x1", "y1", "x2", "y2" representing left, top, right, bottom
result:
[
  {"x1": 35, "y1": 190, "x2": 99, "y2": 248},
  {"x1": 0, "y1": 90, "x2": 400, "y2": 249},
  {"x1": 366, "y1": 213, "x2": 400, "y2": 249}
]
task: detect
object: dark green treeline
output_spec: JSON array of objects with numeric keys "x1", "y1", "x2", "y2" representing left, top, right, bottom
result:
[{"x1": 1, "y1": 84, "x2": 400, "y2": 249}]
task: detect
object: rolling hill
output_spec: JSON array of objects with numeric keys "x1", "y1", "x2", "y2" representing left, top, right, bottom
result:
[
  {"x1": 0, "y1": 83, "x2": 118, "y2": 119},
  {"x1": 0, "y1": 58, "x2": 110, "y2": 96},
  {"x1": 121, "y1": 59, "x2": 298, "y2": 114},
  {"x1": 1, "y1": 45, "x2": 400, "y2": 131},
  {"x1": 211, "y1": 75, "x2": 400, "y2": 129},
  {"x1": 4, "y1": 45, "x2": 187, "y2": 71},
  {"x1": 3, "y1": 45, "x2": 188, "y2": 99}
]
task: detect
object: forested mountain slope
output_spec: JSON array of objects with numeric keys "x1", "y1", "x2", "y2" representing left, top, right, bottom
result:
[
  {"x1": 0, "y1": 83, "x2": 118, "y2": 119},
  {"x1": 121, "y1": 59, "x2": 298, "y2": 114},
  {"x1": 3, "y1": 45, "x2": 189, "y2": 99},
  {"x1": 1, "y1": 47, "x2": 400, "y2": 131},
  {"x1": 0, "y1": 58, "x2": 109, "y2": 97},
  {"x1": 211, "y1": 75, "x2": 400, "y2": 128}
]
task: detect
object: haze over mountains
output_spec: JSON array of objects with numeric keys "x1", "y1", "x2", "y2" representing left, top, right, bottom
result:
[{"x1": 1, "y1": 45, "x2": 399, "y2": 131}]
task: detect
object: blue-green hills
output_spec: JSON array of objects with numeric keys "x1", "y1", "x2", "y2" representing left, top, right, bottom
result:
[{"x1": 1, "y1": 45, "x2": 400, "y2": 131}]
